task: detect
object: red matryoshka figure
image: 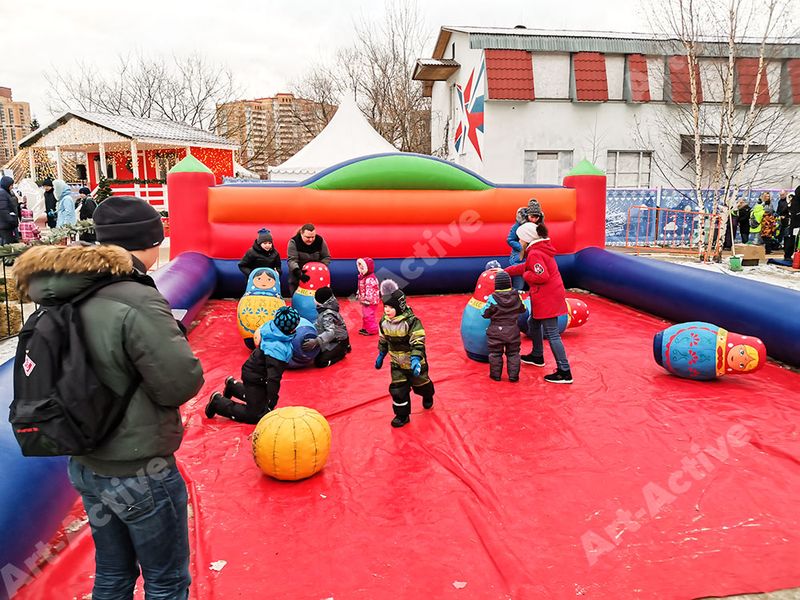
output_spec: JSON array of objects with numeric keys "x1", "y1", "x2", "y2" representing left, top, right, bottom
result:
[
  {"x1": 291, "y1": 262, "x2": 331, "y2": 323},
  {"x1": 653, "y1": 321, "x2": 766, "y2": 380},
  {"x1": 518, "y1": 296, "x2": 590, "y2": 336},
  {"x1": 460, "y1": 268, "x2": 501, "y2": 362}
]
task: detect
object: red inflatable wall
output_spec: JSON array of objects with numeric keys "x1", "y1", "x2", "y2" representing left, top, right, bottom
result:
[{"x1": 169, "y1": 156, "x2": 606, "y2": 261}]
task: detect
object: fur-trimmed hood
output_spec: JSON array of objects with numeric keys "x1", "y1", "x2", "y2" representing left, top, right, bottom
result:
[{"x1": 14, "y1": 244, "x2": 133, "y2": 303}]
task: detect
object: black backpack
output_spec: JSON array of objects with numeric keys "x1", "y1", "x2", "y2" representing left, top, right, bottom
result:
[{"x1": 10, "y1": 277, "x2": 143, "y2": 456}]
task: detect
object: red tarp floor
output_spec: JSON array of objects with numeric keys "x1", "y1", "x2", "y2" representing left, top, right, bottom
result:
[{"x1": 17, "y1": 294, "x2": 800, "y2": 600}]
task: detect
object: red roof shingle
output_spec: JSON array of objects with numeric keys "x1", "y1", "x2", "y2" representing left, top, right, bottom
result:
[
  {"x1": 485, "y1": 49, "x2": 535, "y2": 101},
  {"x1": 668, "y1": 56, "x2": 703, "y2": 104},
  {"x1": 736, "y1": 58, "x2": 770, "y2": 105},
  {"x1": 572, "y1": 52, "x2": 608, "y2": 102},
  {"x1": 627, "y1": 54, "x2": 651, "y2": 102}
]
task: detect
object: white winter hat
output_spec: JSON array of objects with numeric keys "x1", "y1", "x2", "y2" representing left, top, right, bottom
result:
[{"x1": 517, "y1": 222, "x2": 540, "y2": 244}]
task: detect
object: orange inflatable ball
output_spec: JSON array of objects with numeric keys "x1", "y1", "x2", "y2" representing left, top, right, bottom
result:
[{"x1": 252, "y1": 407, "x2": 332, "y2": 481}]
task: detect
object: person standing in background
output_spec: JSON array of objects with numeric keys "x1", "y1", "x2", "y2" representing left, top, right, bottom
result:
[{"x1": 42, "y1": 178, "x2": 57, "y2": 228}]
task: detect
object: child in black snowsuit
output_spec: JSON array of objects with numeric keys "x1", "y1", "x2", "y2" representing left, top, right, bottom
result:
[
  {"x1": 376, "y1": 280, "x2": 435, "y2": 428},
  {"x1": 205, "y1": 306, "x2": 300, "y2": 424},
  {"x1": 238, "y1": 228, "x2": 282, "y2": 280},
  {"x1": 302, "y1": 287, "x2": 351, "y2": 367},
  {"x1": 482, "y1": 270, "x2": 526, "y2": 382}
]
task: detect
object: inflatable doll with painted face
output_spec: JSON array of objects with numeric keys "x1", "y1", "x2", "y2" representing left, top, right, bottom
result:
[
  {"x1": 237, "y1": 267, "x2": 286, "y2": 348},
  {"x1": 653, "y1": 321, "x2": 766, "y2": 380}
]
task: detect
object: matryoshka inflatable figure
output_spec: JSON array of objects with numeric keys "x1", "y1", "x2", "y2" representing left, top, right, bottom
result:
[
  {"x1": 461, "y1": 267, "x2": 502, "y2": 362},
  {"x1": 653, "y1": 321, "x2": 766, "y2": 380},
  {"x1": 237, "y1": 267, "x2": 286, "y2": 348},
  {"x1": 292, "y1": 261, "x2": 331, "y2": 323}
]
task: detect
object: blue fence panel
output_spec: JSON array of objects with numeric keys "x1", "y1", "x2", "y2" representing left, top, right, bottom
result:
[
  {"x1": 606, "y1": 189, "x2": 658, "y2": 246},
  {"x1": 605, "y1": 188, "x2": 783, "y2": 246}
]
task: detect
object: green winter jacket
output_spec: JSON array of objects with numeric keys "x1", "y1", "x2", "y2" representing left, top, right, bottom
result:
[
  {"x1": 14, "y1": 244, "x2": 204, "y2": 476},
  {"x1": 378, "y1": 308, "x2": 427, "y2": 370},
  {"x1": 750, "y1": 203, "x2": 764, "y2": 234}
]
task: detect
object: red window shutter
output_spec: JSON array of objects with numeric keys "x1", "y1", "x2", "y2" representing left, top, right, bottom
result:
[
  {"x1": 485, "y1": 50, "x2": 535, "y2": 100},
  {"x1": 668, "y1": 56, "x2": 703, "y2": 104},
  {"x1": 573, "y1": 52, "x2": 608, "y2": 101},
  {"x1": 737, "y1": 58, "x2": 770, "y2": 105},
  {"x1": 787, "y1": 59, "x2": 800, "y2": 104},
  {"x1": 627, "y1": 54, "x2": 651, "y2": 102}
]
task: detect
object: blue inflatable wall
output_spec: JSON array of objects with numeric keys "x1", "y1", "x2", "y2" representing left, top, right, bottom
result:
[
  {"x1": 0, "y1": 359, "x2": 77, "y2": 600},
  {"x1": 212, "y1": 255, "x2": 580, "y2": 299},
  {"x1": 571, "y1": 248, "x2": 800, "y2": 367}
]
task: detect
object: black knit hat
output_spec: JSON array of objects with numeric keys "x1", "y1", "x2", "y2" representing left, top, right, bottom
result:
[
  {"x1": 257, "y1": 228, "x2": 273, "y2": 244},
  {"x1": 314, "y1": 286, "x2": 334, "y2": 304},
  {"x1": 42, "y1": 178, "x2": 53, "y2": 187},
  {"x1": 527, "y1": 198, "x2": 543, "y2": 217},
  {"x1": 93, "y1": 196, "x2": 164, "y2": 251},
  {"x1": 79, "y1": 187, "x2": 91, "y2": 195},
  {"x1": 273, "y1": 306, "x2": 300, "y2": 335},
  {"x1": 380, "y1": 279, "x2": 407, "y2": 313},
  {"x1": 494, "y1": 271, "x2": 512, "y2": 291}
]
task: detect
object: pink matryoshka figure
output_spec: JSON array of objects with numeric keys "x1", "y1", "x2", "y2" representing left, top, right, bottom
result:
[
  {"x1": 291, "y1": 261, "x2": 331, "y2": 323},
  {"x1": 653, "y1": 321, "x2": 766, "y2": 380}
]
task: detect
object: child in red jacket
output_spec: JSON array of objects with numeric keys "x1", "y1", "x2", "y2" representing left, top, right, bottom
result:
[
  {"x1": 505, "y1": 221, "x2": 573, "y2": 384},
  {"x1": 356, "y1": 257, "x2": 380, "y2": 335}
]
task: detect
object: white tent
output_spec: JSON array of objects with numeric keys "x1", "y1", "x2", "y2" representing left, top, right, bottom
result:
[{"x1": 269, "y1": 97, "x2": 397, "y2": 181}]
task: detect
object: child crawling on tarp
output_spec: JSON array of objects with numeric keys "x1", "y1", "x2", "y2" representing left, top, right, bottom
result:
[{"x1": 205, "y1": 306, "x2": 301, "y2": 423}]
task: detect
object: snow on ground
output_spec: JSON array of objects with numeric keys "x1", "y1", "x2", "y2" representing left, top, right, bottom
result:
[{"x1": 636, "y1": 253, "x2": 800, "y2": 292}]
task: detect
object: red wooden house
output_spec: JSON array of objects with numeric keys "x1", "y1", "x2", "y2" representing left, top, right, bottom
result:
[{"x1": 19, "y1": 111, "x2": 238, "y2": 208}]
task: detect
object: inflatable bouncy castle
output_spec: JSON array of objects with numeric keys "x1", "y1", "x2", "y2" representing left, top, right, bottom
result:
[{"x1": 166, "y1": 153, "x2": 606, "y2": 296}]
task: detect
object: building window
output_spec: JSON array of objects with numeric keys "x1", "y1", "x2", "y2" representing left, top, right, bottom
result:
[
  {"x1": 523, "y1": 150, "x2": 574, "y2": 184},
  {"x1": 7, "y1": 109, "x2": 13, "y2": 124},
  {"x1": 606, "y1": 150, "x2": 651, "y2": 187}
]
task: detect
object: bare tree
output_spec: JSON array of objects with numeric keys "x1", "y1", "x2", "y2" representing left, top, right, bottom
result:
[
  {"x1": 639, "y1": 0, "x2": 799, "y2": 259},
  {"x1": 46, "y1": 52, "x2": 237, "y2": 132},
  {"x1": 291, "y1": 0, "x2": 432, "y2": 154}
]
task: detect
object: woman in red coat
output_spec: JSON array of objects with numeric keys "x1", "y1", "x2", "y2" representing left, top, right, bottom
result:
[{"x1": 505, "y1": 221, "x2": 573, "y2": 384}]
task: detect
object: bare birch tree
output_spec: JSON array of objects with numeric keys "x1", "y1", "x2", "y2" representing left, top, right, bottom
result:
[{"x1": 639, "y1": 0, "x2": 799, "y2": 260}]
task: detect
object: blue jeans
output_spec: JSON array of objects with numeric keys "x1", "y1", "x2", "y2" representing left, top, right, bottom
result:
[
  {"x1": 67, "y1": 459, "x2": 191, "y2": 600},
  {"x1": 528, "y1": 316, "x2": 570, "y2": 371}
]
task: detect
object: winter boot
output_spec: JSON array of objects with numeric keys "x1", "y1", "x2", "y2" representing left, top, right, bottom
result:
[
  {"x1": 544, "y1": 369, "x2": 573, "y2": 384},
  {"x1": 422, "y1": 396, "x2": 434, "y2": 409},
  {"x1": 223, "y1": 376, "x2": 241, "y2": 398},
  {"x1": 391, "y1": 415, "x2": 410, "y2": 428},
  {"x1": 205, "y1": 392, "x2": 224, "y2": 418}
]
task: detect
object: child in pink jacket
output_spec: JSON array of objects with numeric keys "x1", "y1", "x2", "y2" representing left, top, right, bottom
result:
[{"x1": 357, "y1": 257, "x2": 380, "y2": 335}]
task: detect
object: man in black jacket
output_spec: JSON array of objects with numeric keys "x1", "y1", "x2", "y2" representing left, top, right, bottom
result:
[
  {"x1": 42, "y1": 178, "x2": 57, "y2": 228},
  {"x1": 786, "y1": 189, "x2": 800, "y2": 261},
  {"x1": 286, "y1": 223, "x2": 331, "y2": 296},
  {"x1": 14, "y1": 196, "x2": 204, "y2": 599},
  {"x1": 0, "y1": 175, "x2": 19, "y2": 244},
  {"x1": 238, "y1": 228, "x2": 281, "y2": 279}
]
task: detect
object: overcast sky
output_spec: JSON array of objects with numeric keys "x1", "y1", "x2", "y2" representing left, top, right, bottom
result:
[{"x1": 7, "y1": 0, "x2": 653, "y2": 121}]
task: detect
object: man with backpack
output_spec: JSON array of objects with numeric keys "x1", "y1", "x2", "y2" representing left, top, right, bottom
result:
[{"x1": 12, "y1": 196, "x2": 204, "y2": 600}]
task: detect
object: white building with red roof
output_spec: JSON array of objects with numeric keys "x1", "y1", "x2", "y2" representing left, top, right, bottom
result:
[{"x1": 414, "y1": 26, "x2": 800, "y2": 190}]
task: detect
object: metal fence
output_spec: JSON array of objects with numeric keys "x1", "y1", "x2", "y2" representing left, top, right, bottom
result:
[{"x1": 606, "y1": 187, "x2": 783, "y2": 246}]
